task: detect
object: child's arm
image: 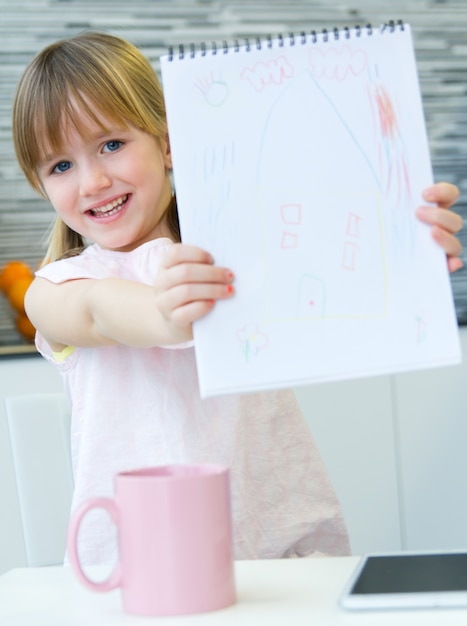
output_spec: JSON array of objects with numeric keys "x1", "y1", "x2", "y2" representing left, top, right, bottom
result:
[
  {"x1": 25, "y1": 244, "x2": 234, "y2": 352},
  {"x1": 416, "y1": 182, "x2": 464, "y2": 272}
]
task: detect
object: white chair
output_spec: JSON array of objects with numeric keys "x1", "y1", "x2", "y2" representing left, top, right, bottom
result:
[{"x1": 5, "y1": 393, "x2": 74, "y2": 567}]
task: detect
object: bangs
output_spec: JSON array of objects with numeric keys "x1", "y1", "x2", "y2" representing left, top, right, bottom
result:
[{"x1": 37, "y1": 88, "x2": 130, "y2": 159}]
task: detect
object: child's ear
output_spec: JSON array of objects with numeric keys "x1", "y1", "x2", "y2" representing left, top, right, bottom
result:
[{"x1": 163, "y1": 134, "x2": 172, "y2": 169}]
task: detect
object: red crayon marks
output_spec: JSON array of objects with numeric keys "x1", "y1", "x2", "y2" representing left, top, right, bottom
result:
[{"x1": 241, "y1": 56, "x2": 294, "y2": 91}]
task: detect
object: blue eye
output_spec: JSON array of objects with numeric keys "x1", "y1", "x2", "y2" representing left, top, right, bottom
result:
[
  {"x1": 53, "y1": 161, "x2": 72, "y2": 174},
  {"x1": 103, "y1": 140, "x2": 122, "y2": 152}
]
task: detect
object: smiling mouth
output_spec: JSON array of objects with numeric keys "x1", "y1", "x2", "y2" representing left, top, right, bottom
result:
[{"x1": 90, "y1": 194, "x2": 128, "y2": 218}]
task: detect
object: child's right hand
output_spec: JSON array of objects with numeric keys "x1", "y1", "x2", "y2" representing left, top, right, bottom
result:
[{"x1": 153, "y1": 243, "x2": 235, "y2": 342}]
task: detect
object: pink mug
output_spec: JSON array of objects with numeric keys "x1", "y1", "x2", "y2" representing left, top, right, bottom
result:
[{"x1": 67, "y1": 464, "x2": 236, "y2": 616}]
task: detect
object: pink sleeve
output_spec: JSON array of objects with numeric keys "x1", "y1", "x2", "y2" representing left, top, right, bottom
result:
[{"x1": 35, "y1": 256, "x2": 113, "y2": 283}]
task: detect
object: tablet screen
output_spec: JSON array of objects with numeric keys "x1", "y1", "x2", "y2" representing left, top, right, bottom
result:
[
  {"x1": 351, "y1": 553, "x2": 467, "y2": 594},
  {"x1": 340, "y1": 552, "x2": 467, "y2": 610}
]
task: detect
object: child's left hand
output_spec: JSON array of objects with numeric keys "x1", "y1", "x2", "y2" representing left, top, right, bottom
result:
[{"x1": 416, "y1": 182, "x2": 464, "y2": 273}]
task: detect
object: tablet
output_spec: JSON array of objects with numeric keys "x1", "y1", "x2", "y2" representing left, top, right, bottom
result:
[{"x1": 339, "y1": 550, "x2": 467, "y2": 610}]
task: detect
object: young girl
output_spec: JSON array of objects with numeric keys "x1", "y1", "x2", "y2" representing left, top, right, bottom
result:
[{"x1": 13, "y1": 32, "x2": 463, "y2": 565}]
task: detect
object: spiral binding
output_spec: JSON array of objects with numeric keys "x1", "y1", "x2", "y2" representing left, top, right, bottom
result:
[{"x1": 167, "y1": 19, "x2": 404, "y2": 62}]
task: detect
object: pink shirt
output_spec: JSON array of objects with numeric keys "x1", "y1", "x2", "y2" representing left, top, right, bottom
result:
[{"x1": 36, "y1": 238, "x2": 349, "y2": 565}]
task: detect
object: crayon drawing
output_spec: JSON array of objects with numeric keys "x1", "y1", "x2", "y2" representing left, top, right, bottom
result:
[
  {"x1": 240, "y1": 56, "x2": 294, "y2": 90},
  {"x1": 308, "y1": 43, "x2": 367, "y2": 81},
  {"x1": 254, "y1": 45, "x2": 388, "y2": 322},
  {"x1": 194, "y1": 71, "x2": 229, "y2": 106},
  {"x1": 236, "y1": 323, "x2": 269, "y2": 361},
  {"x1": 161, "y1": 25, "x2": 460, "y2": 396},
  {"x1": 368, "y1": 76, "x2": 416, "y2": 258}
]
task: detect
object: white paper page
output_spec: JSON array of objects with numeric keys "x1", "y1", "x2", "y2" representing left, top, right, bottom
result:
[{"x1": 160, "y1": 24, "x2": 461, "y2": 398}]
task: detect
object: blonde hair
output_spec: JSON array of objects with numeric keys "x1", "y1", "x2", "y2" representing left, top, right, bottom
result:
[{"x1": 12, "y1": 31, "x2": 179, "y2": 264}]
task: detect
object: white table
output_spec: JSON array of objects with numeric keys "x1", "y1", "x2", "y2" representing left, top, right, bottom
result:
[{"x1": 1, "y1": 557, "x2": 467, "y2": 625}]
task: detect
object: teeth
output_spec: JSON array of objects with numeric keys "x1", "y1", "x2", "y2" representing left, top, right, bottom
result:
[{"x1": 91, "y1": 195, "x2": 128, "y2": 216}]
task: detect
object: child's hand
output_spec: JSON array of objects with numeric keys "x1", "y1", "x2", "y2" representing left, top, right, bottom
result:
[
  {"x1": 416, "y1": 182, "x2": 464, "y2": 273},
  {"x1": 154, "y1": 243, "x2": 235, "y2": 341}
]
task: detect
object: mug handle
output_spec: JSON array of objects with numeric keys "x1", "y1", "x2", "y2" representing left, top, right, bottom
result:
[{"x1": 67, "y1": 497, "x2": 122, "y2": 592}]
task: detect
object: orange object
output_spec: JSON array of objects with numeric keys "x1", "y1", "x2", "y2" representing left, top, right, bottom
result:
[
  {"x1": 15, "y1": 312, "x2": 36, "y2": 342},
  {"x1": 0, "y1": 260, "x2": 33, "y2": 294},
  {"x1": 7, "y1": 275, "x2": 34, "y2": 312}
]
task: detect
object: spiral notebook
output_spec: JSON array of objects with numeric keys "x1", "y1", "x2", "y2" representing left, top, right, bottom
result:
[{"x1": 160, "y1": 21, "x2": 461, "y2": 398}]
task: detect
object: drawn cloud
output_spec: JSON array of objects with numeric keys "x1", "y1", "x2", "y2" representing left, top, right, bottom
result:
[
  {"x1": 308, "y1": 44, "x2": 367, "y2": 80},
  {"x1": 240, "y1": 56, "x2": 294, "y2": 91}
]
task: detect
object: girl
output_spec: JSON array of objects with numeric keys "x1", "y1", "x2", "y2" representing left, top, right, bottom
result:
[{"x1": 13, "y1": 32, "x2": 463, "y2": 565}]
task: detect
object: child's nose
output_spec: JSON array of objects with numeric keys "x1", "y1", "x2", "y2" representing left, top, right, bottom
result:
[{"x1": 79, "y1": 163, "x2": 112, "y2": 196}]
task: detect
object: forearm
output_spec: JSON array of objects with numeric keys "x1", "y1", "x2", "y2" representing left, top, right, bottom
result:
[
  {"x1": 26, "y1": 276, "x2": 192, "y2": 350},
  {"x1": 25, "y1": 244, "x2": 233, "y2": 351},
  {"x1": 84, "y1": 278, "x2": 192, "y2": 347}
]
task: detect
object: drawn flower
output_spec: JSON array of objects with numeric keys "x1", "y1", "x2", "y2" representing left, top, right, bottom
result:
[{"x1": 236, "y1": 323, "x2": 269, "y2": 360}]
